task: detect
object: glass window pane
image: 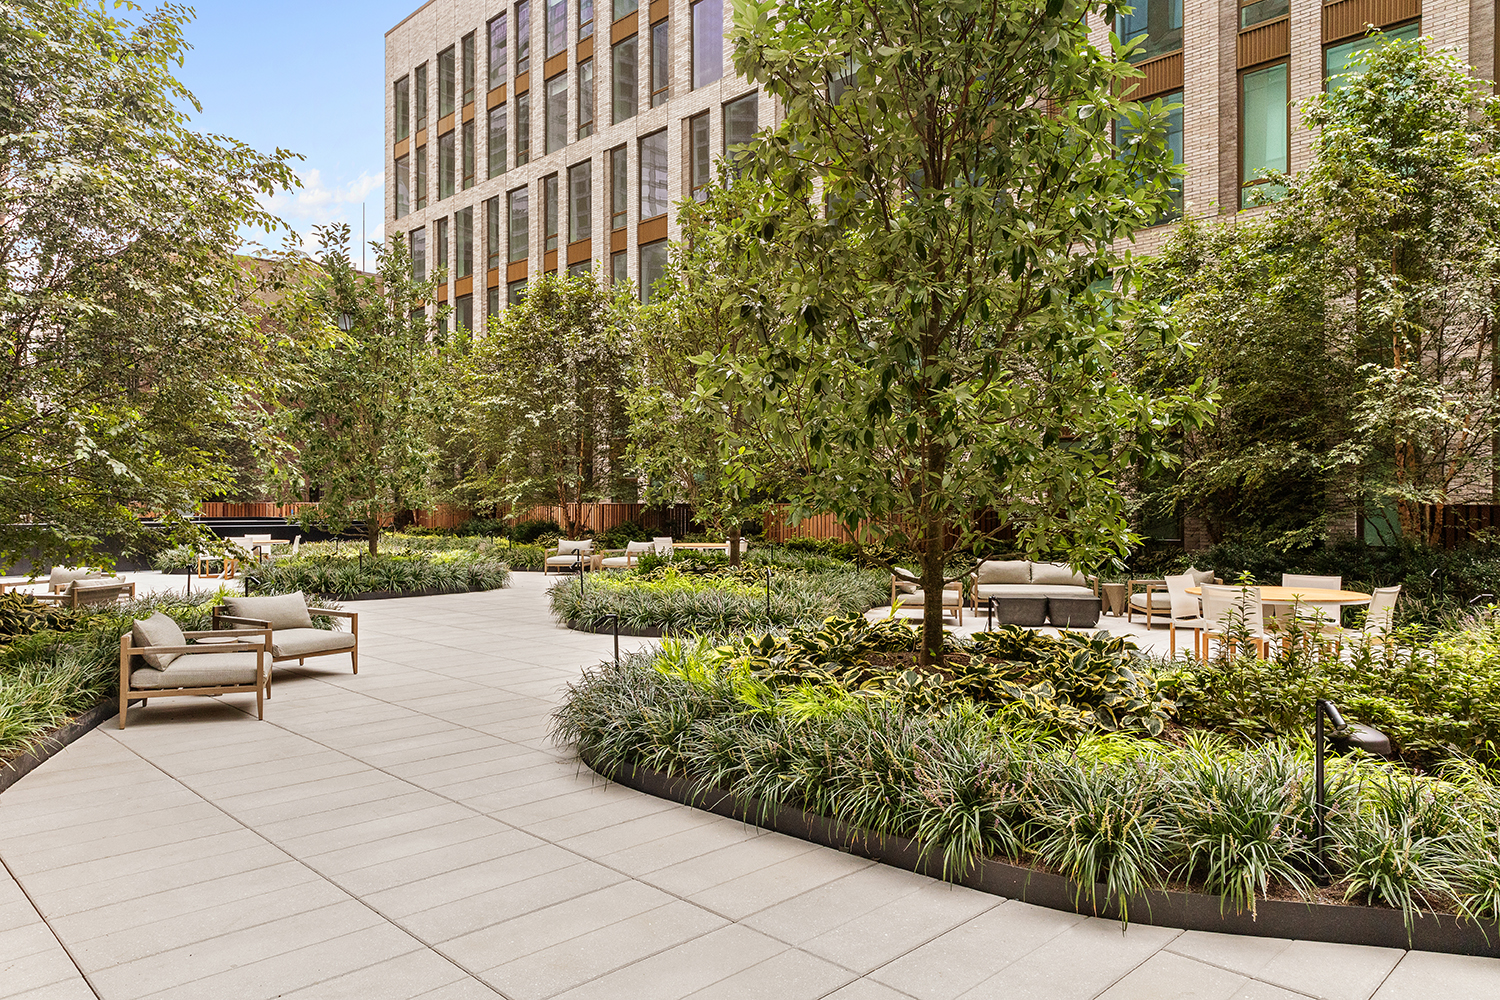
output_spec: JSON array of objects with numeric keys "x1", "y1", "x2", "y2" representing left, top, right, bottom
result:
[
  {"x1": 640, "y1": 130, "x2": 668, "y2": 218},
  {"x1": 640, "y1": 240, "x2": 667, "y2": 303},
  {"x1": 613, "y1": 36, "x2": 638, "y2": 124},
  {"x1": 486, "y1": 196, "x2": 501, "y2": 270},
  {"x1": 462, "y1": 121, "x2": 475, "y2": 189},
  {"x1": 611, "y1": 250, "x2": 627, "y2": 285},
  {"x1": 516, "y1": 1, "x2": 531, "y2": 74},
  {"x1": 488, "y1": 15, "x2": 508, "y2": 89},
  {"x1": 651, "y1": 21, "x2": 669, "y2": 106},
  {"x1": 723, "y1": 92, "x2": 757, "y2": 161},
  {"x1": 439, "y1": 47, "x2": 456, "y2": 116},
  {"x1": 547, "y1": 0, "x2": 566, "y2": 57},
  {"x1": 439, "y1": 129, "x2": 455, "y2": 200},
  {"x1": 395, "y1": 156, "x2": 410, "y2": 217},
  {"x1": 614, "y1": 0, "x2": 638, "y2": 20},
  {"x1": 568, "y1": 260, "x2": 591, "y2": 277},
  {"x1": 508, "y1": 279, "x2": 528, "y2": 304},
  {"x1": 516, "y1": 92, "x2": 531, "y2": 164},
  {"x1": 1117, "y1": 0, "x2": 1183, "y2": 63},
  {"x1": 1239, "y1": 0, "x2": 1288, "y2": 29},
  {"x1": 487, "y1": 284, "x2": 500, "y2": 321},
  {"x1": 578, "y1": 60, "x2": 595, "y2": 138},
  {"x1": 1116, "y1": 92, "x2": 1183, "y2": 223},
  {"x1": 546, "y1": 74, "x2": 568, "y2": 153},
  {"x1": 462, "y1": 32, "x2": 476, "y2": 105},
  {"x1": 436, "y1": 216, "x2": 449, "y2": 279},
  {"x1": 1325, "y1": 22, "x2": 1420, "y2": 90},
  {"x1": 416, "y1": 145, "x2": 428, "y2": 208},
  {"x1": 610, "y1": 146, "x2": 628, "y2": 229},
  {"x1": 690, "y1": 112, "x2": 710, "y2": 199},
  {"x1": 1241, "y1": 62, "x2": 1288, "y2": 207},
  {"x1": 457, "y1": 295, "x2": 472, "y2": 334},
  {"x1": 509, "y1": 187, "x2": 529, "y2": 261},
  {"x1": 410, "y1": 227, "x2": 426, "y2": 283},
  {"x1": 545, "y1": 174, "x2": 559, "y2": 252},
  {"x1": 488, "y1": 104, "x2": 507, "y2": 177},
  {"x1": 580, "y1": 0, "x2": 595, "y2": 37},
  {"x1": 415, "y1": 64, "x2": 428, "y2": 130},
  {"x1": 394, "y1": 77, "x2": 410, "y2": 140},
  {"x1": 457, "y1": 207, "x2": 473, "y2": 278},
  {"x1": 692, "y1": 0, "x2": 723, "y2": 88},
  {"x1": 569, "y1": 161, "x2": 592, "y2": 242}
]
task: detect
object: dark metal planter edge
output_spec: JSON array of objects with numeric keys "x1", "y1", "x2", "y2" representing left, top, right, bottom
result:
[
  {"x1": 566, "y1": 621, "x2": 666, "y2": 638},
  {"x1": 582, "y1": 751, "x2": 1500, "y2": 958},
  {"x1": 0, "y1": 699, "x2": 126, "y2": 796}
]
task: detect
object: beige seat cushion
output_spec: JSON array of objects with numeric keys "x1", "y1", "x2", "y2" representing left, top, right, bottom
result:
[
  {"x1": 1129, "y1": 591, "x2": 1172, "y2": 610},
  {"x1": 130, "y1": 652, "x2": 259, "y2": 690},
  {"x1": 546, "y1": 553, "x2": 591, "y2": 566},
  {"x1": 132, "y1": 612, "x2": 186, "y2": 670},
  {"x1": 271, "y1": 628, "x2": 356, "y2": 660},
  {"x1": 974, "y1": 584, "x2": 1096, "y2": 599},
  {"x1": 1031, "y1": 563, "x2": 1090, "y2": 588},
  {"x1": 599, "y1": 556, "x2": 633, "y2": 569},
  {"x1": 976, "y1": 560, "x2": 1031, "y2": 585},
  {"x1": 222, "y1": 592, "x2": 315, "y2": 631},
  {"x1": 900, "y1": 589, "x2": 963, "y2": 607}
]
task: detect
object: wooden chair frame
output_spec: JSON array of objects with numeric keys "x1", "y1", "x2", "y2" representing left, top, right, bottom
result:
[
  {"x1": 118, "y1": 627, "x2": 271, "y2": 729},
  {"x1": 36, "y1": 581, "x2": 136, "y2": 608},
  {"x1": 212, "y1": 607, "x2": 359, "y2": 674}
]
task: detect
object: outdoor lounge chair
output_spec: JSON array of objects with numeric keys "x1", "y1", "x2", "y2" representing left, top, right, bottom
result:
[
  {"x1": 35, "y1": 579, "x2": 136, "y2": 608},
  {"x1": 544, "y1": 539, "x2": 595, "y2": 574},
  {"x1": 118, "y1": 612, "x2": 271, "y2": 728},
  {"x1": 891, "y1": 567, "x2": 963, "y2": 623},
  {"x1": 600, "y1": 540, "x2": 656, "y2": 570},
  {"x1": 1129, "y1": 567, "x2": 1217, "y2": 626},
  {"x1": 213, "y1": 591, "x2": 359, "y2": 675},
  {"x1": 47, "y1": 567, "x2": 118, "y2": 593},
  {"x1": 1163, "y1": 571, "x2": 1208, "y2": 659}
]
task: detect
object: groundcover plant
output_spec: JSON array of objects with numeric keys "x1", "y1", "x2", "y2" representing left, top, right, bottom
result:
[
  {"x1": 554, "y1": 616, "x2": 1500, "y2": 929},
  {"x1": 245, "y1": 537, "x2": 512, "y2": 598}
]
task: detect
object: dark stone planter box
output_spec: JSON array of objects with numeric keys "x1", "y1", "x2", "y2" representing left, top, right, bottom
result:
[
  {"x1": 1048, "y1": 596, "x2": 1102, "y2": 628},
  {"x1": 989, "y1": 596, "x2": 1048, "y2": 627},
  {"x1": 581, "y1": 751, "x2": 1500, "y2": 958}
]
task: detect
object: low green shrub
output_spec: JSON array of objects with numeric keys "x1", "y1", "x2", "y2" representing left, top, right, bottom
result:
[
  {"x1": 150, "y1": 545, "x2": 197, "y2": 573},
  {"x1": 554, "y1": 647, "x2": 1500, "y2": 926},
  {"x1": 246, "y1": 549, "x2": 511, "y2": 598},
  {"x1": 511, "y1": 518, "x2": 561, "y2": 544}
]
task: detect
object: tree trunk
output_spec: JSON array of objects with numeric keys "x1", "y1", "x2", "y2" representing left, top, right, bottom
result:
[
  {"x1": 920, "y1": 507, "x2": 946, "y2": 667},
  {"x1": 728, "y1": 522, "x2": 741, "y2": 568},
  {"x1": 367, "y1": 518, "x2": 380, "y2": 556}
]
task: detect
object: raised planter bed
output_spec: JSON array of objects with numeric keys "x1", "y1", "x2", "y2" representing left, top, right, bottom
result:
[
  {"x1": 582, "y1": 751, "x2": 1500, "y2": 958},
  {"x1": 0, "y1": 699, "x2": 129, "y2": 795},
  {"x1": 566, "y1": 620, "x2": 665, "y2": 638}
]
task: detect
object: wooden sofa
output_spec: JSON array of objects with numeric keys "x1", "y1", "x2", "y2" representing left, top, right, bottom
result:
[{"x1": 213, "y1": 591, "x2": 358, "y2": 675}]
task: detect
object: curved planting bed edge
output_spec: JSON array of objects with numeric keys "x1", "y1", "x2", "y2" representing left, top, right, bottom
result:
[
  {"x1": 581, "y1": 750, "x2": 1500, "y2": 958},
  {"x1": 0, "y1": 699, "x2": 127, "y2": 796}
]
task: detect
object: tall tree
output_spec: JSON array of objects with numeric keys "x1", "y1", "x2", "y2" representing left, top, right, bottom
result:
[
  {"x1": 708, "y1": 0, "x2": 1209, "y2": 660},
  {"x1": 268, "y1": 225, "x2": 444, "y2": 555},
  {"x1": 455, "y1": 273, "x2": 635, "y2": 537},
  {"x1": 0, "y1": 0, "x2": 296, "y2": 568}
]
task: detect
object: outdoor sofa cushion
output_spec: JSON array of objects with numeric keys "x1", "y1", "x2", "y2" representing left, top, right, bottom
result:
[
  {"x1": 271, "y1": 628, "x2": 356, "y2": 660},
  {"x1": 976, "y1": 560, "x2": 1031, "y2": 585},
  {"x1": 973, "y1": 584, "x2": 1096, "y2": 600},
  {"x1": 131, "y1": 612, "x2": 186, "y2": 670},
  {"x1": 222, "y1": 592, "x2": 315, "y2": 631},
  {"x1": 557, "y1": 539, "x2": 592, "y2": 554},
  {"x1": 1031, "y1": 563, "x2": 1091, "y2": 588},
  {"x1": 130, "y1": 652, "x2": 259, "y2": 690},
  {"x1": 1129, "y1": 591, "x2": 1172, "y2": 610},
  {"x1": 50, "y1": 567, "x2": 108, "y2": 590}
]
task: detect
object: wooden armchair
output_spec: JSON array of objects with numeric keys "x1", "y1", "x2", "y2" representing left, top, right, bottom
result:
[
  {"x1": 36, "y1": 580, "x2": 136, "y2": 608},
  {"x1": 214, "y1": 592, "x2": 358, "y2": 675},
  {"x1": 119, "y1": 614, "x2": 271, "y2": 729}
]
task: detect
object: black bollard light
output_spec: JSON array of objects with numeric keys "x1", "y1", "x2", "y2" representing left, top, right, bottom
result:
[
  {"x1": 601, "y1": 612, "x2": 619, "y2": 667},
  {"x1": 1313, "y1": 698, "x2": 1343, "y2": 883},
  {"x1": 576, "y1": 552, "x2": 585, "y2": 597},
  {"x1": 765, "y1": 567, "x2": 772, "y2": 621}
]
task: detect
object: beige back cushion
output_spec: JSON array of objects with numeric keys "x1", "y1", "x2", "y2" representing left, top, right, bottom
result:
[
  {"x1": 222, "y1": 592, "x2": 314, "y2": 631},
  {"x1": 976, "y1": 560, "x2": 1031, "y2": 585},
  {"x1": 625, "y1": 541, "x2": 654, "y2": 555},
  {"x1": 51, "y1": 567, "x2": 103, "y2": 589},
  {"x1": 1031, "y1": 562, "x2": 1089, "y2": 587},
  {"x1": 132, "y1": 612, "x2": 186, "y2": 670},
  {"x1": 1189, "y1": 567, "x2": 1216, "y2": 586},
  {"x1": 557, "y1": 539, "x2": 592, "y2": 555}
]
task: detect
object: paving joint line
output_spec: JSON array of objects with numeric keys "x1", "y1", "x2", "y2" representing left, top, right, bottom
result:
[{"x1": 0, "y1": 849, "x2": 103, "y2": 1000}]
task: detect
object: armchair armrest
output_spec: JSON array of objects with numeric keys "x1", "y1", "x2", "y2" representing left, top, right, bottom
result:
[
  {"x1": 310, "y1": 608, "x2": 356, "y2": 620},
  {"x1": 126, "y1": 640, "x2": 265, "y2": 655},
  {"x1": 183, "y1": 628, "x2": 268, "y2": 640},
  {"x1": 212, "y1": 613, "x2": 271, "y2": 629}
]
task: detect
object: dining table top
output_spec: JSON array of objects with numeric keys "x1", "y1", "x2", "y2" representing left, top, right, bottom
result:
[{"x1": 1185, "y1": 585, "x2": 1371, "y2": 605}]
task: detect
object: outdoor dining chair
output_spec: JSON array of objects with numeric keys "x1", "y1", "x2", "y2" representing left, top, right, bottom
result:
[{"x1": 1200, "y1": 584, "x2": 1271, "y2": 659}]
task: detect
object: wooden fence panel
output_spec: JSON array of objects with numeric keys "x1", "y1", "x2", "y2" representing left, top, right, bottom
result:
[{"x1": 1418, "y1": 503, "x2": 1500, "y2": 549}]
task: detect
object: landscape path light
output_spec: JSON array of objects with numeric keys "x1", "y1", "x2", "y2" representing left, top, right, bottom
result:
[{"x1": 1313, "y1": 698, "x2": 1391, "y2": 883}]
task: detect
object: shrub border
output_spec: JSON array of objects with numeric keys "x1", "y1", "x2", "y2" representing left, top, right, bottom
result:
[
  {"x1": 0, "y1": 698, "x2": 129, "y2": 796},
  {"x1": 582, "y1": 750, "x2": 1500, "y2": 958},
  {"x1": 566, "y1": 620, "x2": 666, "y2": 638}
]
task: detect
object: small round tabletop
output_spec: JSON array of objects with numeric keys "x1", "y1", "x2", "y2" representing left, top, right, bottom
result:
[{"x1": 1185, "y1": 586, "x2": 1370, "y2": 605}]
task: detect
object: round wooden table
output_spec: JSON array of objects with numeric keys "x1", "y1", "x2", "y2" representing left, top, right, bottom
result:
[{"x1": 1185, "y1": 586, "x2": 1370, "y2": 606}]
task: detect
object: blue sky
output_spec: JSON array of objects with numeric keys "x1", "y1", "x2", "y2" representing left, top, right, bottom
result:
[{"x1": 174, "y1": 1, "x2": 420, "y2": 259}]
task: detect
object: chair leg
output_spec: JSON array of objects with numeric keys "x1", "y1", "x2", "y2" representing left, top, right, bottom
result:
[
  {"x1": 351, "y1": 647, "x2": 358, "y2": 674},
  {"x1": 1169, "y1": 624, "x2": 1177, "y2": 657},
  {"x1": 119, "y1": 687, "x2": 128, "y2": 730}
]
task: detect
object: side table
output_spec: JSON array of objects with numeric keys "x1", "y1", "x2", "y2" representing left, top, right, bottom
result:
[{"x1": 1101, "y1": 582, "x2": 1127, "y2": 617}]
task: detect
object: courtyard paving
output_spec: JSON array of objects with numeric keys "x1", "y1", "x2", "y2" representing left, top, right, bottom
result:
[{"x1": 2, "y1": 573, "x2": 1498, "y2": 999}]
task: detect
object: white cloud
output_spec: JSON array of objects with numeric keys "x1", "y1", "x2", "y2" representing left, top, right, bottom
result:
[{"x1": 254, "y1": 168, "x2": 386, "y2": 261}]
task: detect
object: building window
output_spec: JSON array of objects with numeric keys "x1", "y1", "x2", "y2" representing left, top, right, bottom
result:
[
  {"x1": 1117, "y1": 0, "x2": 1182, "y2": 63},
  {"x1": 487, "y1": 284, "x2": 500, "y2": 321},
  {"x1": 640, "y1": 240, "x2": 667, "y2": 302},
  {"x1": 456, "y1": 295, "x2": 473, "y2": 336},
  {"x1": 394, "y1": 76, "x2": 410, "y2": 140},
  {"x1": 438, "y1": 130, "x2": 455, "y2": 200},
  {"x1": 436, "y1": 216, "x2": 450, "y2": 280},
  {"x1": 439, "y1": 46, "x2": 456, "y2": 117},
  {"x1": 516, "y1": 1, "x2": 531, "y2": 75},
  {"x1": 651, "y1": 20, "x2": 670, "y2": 106},
  {"x1": 828, "y1": 55, "x2": 857, "y2": 103},
  {"x1": 488, "y1": 14, "x2": 508, "y2": 90},
  {"x1": 692, "y1": 0, "x2": 723, "y2": 88},
  {"x1": 410, "y1": 227, "x2": 426, "y2": 283},
  {"x1": 614, "y1": 0, "x2": 638, "y2": 19},
  {"x1": 546, "y1": 74, "x2": 568, "y2": 154},
  {"x1": 516, "y1": 91, "x2": 531, "y2": 164},
  {"x1": 462, "y1": 32, "x2": 477, "y2": 106},
  {"x1": 1239, "y1": 0, "x2": 1288, "y2": 29},
  {"x1": 720, "y1": 92, "x2": 756, "y2": 175},
  {"x1": 569, "y1": 160, "x2": 592, "y2": 242},
  {"x1": 416, "y1": 145, "x2": 428, "y2": 209},
  {"x1": 1240, "y1": 61, "x2": 1288, "y2": 207},
  {"x1": 488, "y1": 105, "x2": 507, "y2": 177},
  {"x1": 485, "y1": 196, "x2": 501, "y2": 271},
  {"x1": 613, "y1": 36, "x2": 638, "y2": 124},
  {"x1": 689, "y1": 111, "x2": 710, "y2": 201},
  {"x1": 1325, "y1": 22, "x2": 1419, "y2": 90},
  {"x1": 509, "y1": 278, "x2": 528, "y2": 304},
  {"x1": 568, "y1": 260, "x2": 591, "y2": 277},
  {"x1": 544, "y1": 174, "x2": 560, "y2": 252},
  {"x1": 610, "y1": 145, "x2": 628, "y2": 230},
  {"x1": 639, "y1": 130, "x2": 668, "y2": 219},
  {"x1": 415, "y1": 63, "x2": 428, "y2": 130},
  {"x1": 509, "y1": 186, "x2": 529, "y2": 262},
  {"x1": 395, "y1": 156, "x2": 410, "y2": 217},
  {"x1": 547, "y1": 0, "x2": 566, "y2": 58},
  {"x1": 462, "y1": 120, "x2": 476, "y2": 189},
  {"x1": 580, "y1": 0, "x2": 595, "y2": 38},
  {"x1": 1116, "y1": 91, "x2": 1183, "y2": 223},
  {"x1": 456, "y1": 206, "x2": 474, "y2": 278},
  {"x1": 611, "y1": 250, "x2": 627, "y2": 285},
  {"x1": 578, "y1": 60, "x2": 595, "y2": 138}
]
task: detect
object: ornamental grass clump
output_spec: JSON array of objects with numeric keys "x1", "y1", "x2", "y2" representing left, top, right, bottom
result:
[{"x1": 247, "y1": 548, "x2": 510, "y2": 597}]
